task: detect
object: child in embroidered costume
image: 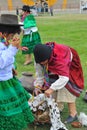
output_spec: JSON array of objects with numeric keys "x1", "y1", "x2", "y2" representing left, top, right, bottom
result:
[
  {"x1": 21, "y1": 5, "x2": 41, "y2": 65},
  {"x1": 33, "y1": 42, "x2": 84, "y2": 124},
  {"x1": 0, "y1": 14, "x2": 34, "y2": 130}
]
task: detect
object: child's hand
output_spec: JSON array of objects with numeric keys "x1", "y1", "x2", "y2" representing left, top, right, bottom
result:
[
  {"x1": 19, "y1": 46, "x2": 28, "y2": 51},
  {"x1": 12, "y1": 34, "x2": 20, "y2": 48},
  {"x1": 12, "y1": 68, "x2": 18, "y2": 76}
]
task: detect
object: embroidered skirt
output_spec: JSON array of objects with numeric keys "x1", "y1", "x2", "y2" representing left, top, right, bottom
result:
[
  {"x1": 56, "y1": 87, "x2": 76, "y2": 103},
  {"x1": 21, "y1": 31, "x2": 41, "y2": 54},
  {"x1": 0, "y1": 77, "x2": 34, "y2": 130}
]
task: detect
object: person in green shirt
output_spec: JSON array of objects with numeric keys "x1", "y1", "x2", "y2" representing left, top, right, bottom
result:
[{"x1": 21, "y1": 5, "x2": 42, "y2": 65}]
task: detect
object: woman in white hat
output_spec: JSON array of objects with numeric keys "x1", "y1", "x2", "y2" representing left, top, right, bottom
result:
[{"x1": 0, "y1": 14, "x2": 34, "y2": 130}]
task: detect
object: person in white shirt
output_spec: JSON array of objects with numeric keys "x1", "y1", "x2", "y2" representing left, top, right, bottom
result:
[{"x1": 0, "y1": 14, "x2": 34, "y2": 130}]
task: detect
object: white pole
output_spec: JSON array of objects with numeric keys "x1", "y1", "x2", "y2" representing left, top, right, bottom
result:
[{"x1": 80, "y1": 0, "x2": 82, "y2": 14}]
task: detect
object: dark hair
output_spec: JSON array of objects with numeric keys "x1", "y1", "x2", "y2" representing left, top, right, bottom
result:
[
  {"x1": 0, "y1": 25, "x2": 21, "y2": 34},
  {"x1": 33, "y1": 44, "x2": 52, "y2": 63}
]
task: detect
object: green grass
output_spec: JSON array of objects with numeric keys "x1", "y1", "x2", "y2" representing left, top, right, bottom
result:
[{"x1": 16, "y1": 14, "x2": 87, "y2": 130}]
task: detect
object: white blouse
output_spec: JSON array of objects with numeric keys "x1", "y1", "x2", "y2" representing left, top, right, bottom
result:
[
  {"x1": 0, "y1": 42, "x2": 18, "y2": 81},
  {"x1": 34, "y1": 62, "x2": 69, "y2": 90}
]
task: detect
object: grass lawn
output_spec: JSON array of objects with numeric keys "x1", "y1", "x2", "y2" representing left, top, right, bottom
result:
[{"x1": 16, "y1": 14, "x2": 87, "y2": 130}]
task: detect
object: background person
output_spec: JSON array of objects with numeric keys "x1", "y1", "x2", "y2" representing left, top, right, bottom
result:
[
  {"x1": 21, "y1": 5, "x2": 41, "y2": 65},
  {"x1": 0, "y1": 14, "x2": 34, "y2": 130},
  {"x1": 33, "y1": 42, "x2": 84, "y2": 123}
]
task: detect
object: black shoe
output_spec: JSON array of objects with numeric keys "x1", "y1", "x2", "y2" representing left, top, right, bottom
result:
[
  {"x1": 64, "y1": 114, "x2": 78, "y2": 123},
  {"x1": 23, "y1": 61, "x2": 32, "y2": 66},
  {"x1": 83, "y1": 92, "x2": 87, "y2": 102},
  {"x1": 22, "y1": 72, "x2": 33, "y2": 76}
]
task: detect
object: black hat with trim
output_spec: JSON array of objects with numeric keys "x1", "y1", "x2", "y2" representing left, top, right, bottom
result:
[{"x1": 21, "y1": 5, "x2": 31, "y2": 12}]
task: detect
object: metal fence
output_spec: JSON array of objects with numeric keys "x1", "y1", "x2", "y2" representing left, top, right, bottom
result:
[{"x1": 0, "y1": 0, "x2": 87, "y2": 15}]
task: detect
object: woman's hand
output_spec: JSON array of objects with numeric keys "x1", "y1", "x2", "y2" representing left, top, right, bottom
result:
[
  {"x1": 34, "y1": 88, "x2": 42, "y2": 96},
  {"x1": 45, "y1": 88, "x2": 54, "y2": 97}
]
